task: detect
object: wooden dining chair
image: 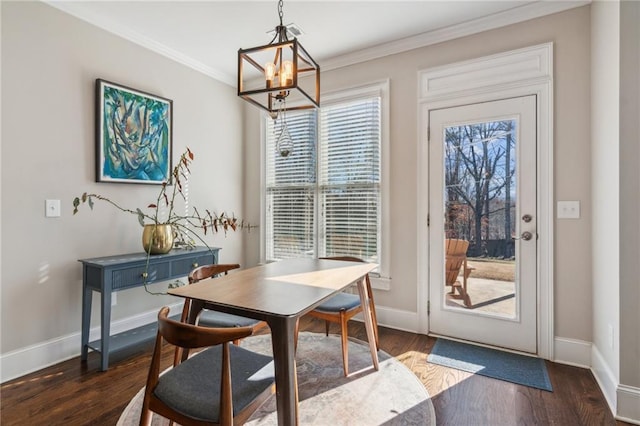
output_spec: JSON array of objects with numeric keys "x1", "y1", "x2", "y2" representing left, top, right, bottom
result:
[
  {"x1": 180, "y1": 264, "x2": 268, "y2": 347},
  {"x1": 140, "y1": 306, "x2": 275, "y2": 426},
  {"x1": 302, "y1": 256, "x2": 379, "y2": 376},
  {"x1": 445, "y1": 238, "x2": 475, "y2": 308}
]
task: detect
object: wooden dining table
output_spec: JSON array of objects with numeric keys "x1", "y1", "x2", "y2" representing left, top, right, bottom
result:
[{"x1": 168, "y1": 257, "x2": 379, "y2": 426}]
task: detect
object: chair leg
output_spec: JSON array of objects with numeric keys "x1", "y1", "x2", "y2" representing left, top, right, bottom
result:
[
  {"x1": 139, "y1": 405, "x2": 152, "y2": 426},
  {"x1": 461, "y1": 263, "x2": 473, "y2": 308},
  {"x1": 179, "y1": 299, "x2": 190, "y2": 323},
  {"x1": 340, "y1": 311, "x2": 349, "y2": 376},
  {"x1": 325, "y1": 320, "x2": 330, "y2": 337},
  {"x1": 456, "y1": 285, "x2": 472, "y2": 308},
  {"x1": 462, "y1": 293, "x2": 472, "y2": 308}
]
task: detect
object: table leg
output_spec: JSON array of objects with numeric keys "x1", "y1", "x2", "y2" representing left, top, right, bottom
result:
[
  {"x1": 100, "y1": 290, "x2": 112, "y2": 371},
  {"x1": 356, "y1": 277, "x2": 379, "y2": 371},
  {"x1": 268, "y1": 316, "x2": 299, "y2": 426},
  {"x1": 81, "y1": 283, "x2": 92, "y2": 362}
]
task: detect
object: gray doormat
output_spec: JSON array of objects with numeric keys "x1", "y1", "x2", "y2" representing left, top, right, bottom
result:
[{"x1": 427, "y1": 338, "x2": 552, "y2": 391}]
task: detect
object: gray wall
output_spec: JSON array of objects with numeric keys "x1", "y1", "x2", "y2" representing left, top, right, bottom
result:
[
  {"x1": 591, "y1": 0, "x2": 621, "y2": 390},
  {"x1": 590, "y1": 0, "x2": 640, "y2": 417},
  {"x1": 618, "y1": 0, "x2": 640, "y2": 396},
  {"x1": 244, "y1": 6, "x2": 594, "y2": 341},
  {"x1": 1, "y1": 2, "x2": 246, "y2": 360}
]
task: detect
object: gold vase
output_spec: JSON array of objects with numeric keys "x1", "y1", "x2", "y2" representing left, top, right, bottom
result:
[{"x1": 142, "y1": 224, "x2": 174, "y2": 254}]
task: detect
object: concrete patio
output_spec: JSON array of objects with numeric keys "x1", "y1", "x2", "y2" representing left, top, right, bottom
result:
[{"x1": 446, "y1": 277, "x2": 516, "y2": 317}]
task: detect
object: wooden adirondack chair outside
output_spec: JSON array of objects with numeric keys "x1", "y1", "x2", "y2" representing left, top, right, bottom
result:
[{"x1": 445, "y1": 239, "x2": 474, "y2": 308}]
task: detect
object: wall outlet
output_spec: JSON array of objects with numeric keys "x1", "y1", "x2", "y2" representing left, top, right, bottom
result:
[
  {"x1": 557, "y1": 200, "x2": 580, "y2": 219},
  {"x1": 608, "y1": 324, "x2": 614, "y2": 349}
]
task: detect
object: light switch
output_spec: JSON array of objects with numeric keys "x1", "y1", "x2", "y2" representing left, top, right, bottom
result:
[
  {"x1": 45, "y1": 199, "x2": 61, "y2": 217},
  {"x1": 557, "y1": 201, "x2": 580, "y2": 219}
]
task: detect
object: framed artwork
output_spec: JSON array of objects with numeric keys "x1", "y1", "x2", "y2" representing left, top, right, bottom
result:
[{"x1": 96, "y1": 79, "x2": 172, "y2": 184}]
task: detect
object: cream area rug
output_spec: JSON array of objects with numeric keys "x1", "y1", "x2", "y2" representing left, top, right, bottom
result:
[{"x1": 117, "y1": 332, "x2": 435, "y2": 425}]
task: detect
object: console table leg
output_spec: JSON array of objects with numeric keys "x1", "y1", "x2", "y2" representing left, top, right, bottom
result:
[
  {"x1": 100, "y1": 291, "x2": 112, "y2": 371},
  {"x1": 81, "y1": 284, "x2": 92, "y2": 362}
]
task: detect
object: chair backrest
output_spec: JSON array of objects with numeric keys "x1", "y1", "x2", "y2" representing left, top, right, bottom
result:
[
  {"x1": 141, "y1": 306, "x2": 264, "y2": 426},
  {"x1": 188, "y1": 263, "x2": 240, "y2": 284},
  {"x1": 321, "y1": 256, "x2": 365, "y2": 263},
  {"x1": 182, "y1": 264, "x2": 240, "y2": 318},
  {"x1": 158, "y1": 306, "x2": 252, "y2": 351},
  {"x1": 179, "y1": 263, "x2": 242, "y2": 356},
  {"x1": 445, "y1": 239, "x2": 470, "y2": 286}
]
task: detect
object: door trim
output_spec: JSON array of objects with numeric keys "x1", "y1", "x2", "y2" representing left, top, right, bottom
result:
[{"x1": 416, "y1": 43, "x2": 554, "y2": 359}]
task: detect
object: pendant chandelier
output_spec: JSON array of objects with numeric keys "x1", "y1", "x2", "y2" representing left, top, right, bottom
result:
[{"x1": 237, "y1": 0, "x2": 320, "y2": 120}]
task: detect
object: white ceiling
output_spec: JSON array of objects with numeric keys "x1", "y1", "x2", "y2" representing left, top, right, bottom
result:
[{"x1": 47, "y1": 1, "x2": 587, "y2": 86}]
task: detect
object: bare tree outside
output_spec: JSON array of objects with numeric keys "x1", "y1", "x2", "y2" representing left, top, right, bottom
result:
[{"x1": 444, "y1": 120, "x2": 516, "y2": 259}]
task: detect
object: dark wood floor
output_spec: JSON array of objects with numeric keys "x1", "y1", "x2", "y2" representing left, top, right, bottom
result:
[{"x1": 1, "y1": 317, "x2": 628, "y2": 426}]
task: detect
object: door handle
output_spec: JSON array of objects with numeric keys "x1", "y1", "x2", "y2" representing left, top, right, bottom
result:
[{"x1": 512, "y1": 231, "x2": 533, "y2": 241}]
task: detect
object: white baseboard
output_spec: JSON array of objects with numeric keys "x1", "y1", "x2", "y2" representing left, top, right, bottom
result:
[
  {"x1": 549, "y1": 339, "x2": 640, "y2": 424},
  {"x1": 0, "y1": 303, "x2": 183, "y2": 383},
  {"x1": 617, "y1": 384, "x2": 640, "y2": 424},
  {"x1": 553, "y1": 336, "x2": 592, "y2": 367},
  {"x1": 374, "y1": 305, "x2": 420, "y2": 333},
  {"x1": 352, "y1": 305, "x2": 420, "y2": 334},
  {"x1": 590, "y1": 344, "x2": 619, "y2": 417},
  {"x1": 553, "y1": 339, "x2": 640, "y2": 423}
]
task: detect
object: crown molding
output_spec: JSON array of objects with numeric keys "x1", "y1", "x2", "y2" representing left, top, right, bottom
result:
[
  {"x1": 43, "y1": 1, "x2": 236, "y2": 86},
  {"x1": 321, "y1": 0, "x2": 589, "y2": 72},
  {"x1": 43, "y1": 0, "x2": 588, "y2": 86}
]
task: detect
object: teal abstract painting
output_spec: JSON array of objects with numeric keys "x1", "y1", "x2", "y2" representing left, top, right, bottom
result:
[{"x1": 96, "y1": 79, "x2": 172, "y2": 184}]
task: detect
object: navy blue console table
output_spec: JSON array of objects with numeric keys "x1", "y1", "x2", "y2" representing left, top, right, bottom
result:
[{"x1": 79, "y1": 246, "x2": 219, "y2": 371}]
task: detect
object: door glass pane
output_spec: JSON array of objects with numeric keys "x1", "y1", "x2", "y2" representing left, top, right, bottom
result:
[{"x1": 443, "y1": 120, "x2": 516, "y2": 318}]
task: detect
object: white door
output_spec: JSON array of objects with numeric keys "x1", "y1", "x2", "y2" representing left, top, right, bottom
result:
[{"x1": 428, "y1": 96, "x2": 537, "y2": 353}]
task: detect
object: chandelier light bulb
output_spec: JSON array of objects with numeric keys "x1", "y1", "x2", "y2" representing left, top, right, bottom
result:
[
  {"x1": 265, "y1": 62, "x2": 276, "y2": 88},
  {"x1": 281, "y1": 60, "x2": 294, "y2": 87}
]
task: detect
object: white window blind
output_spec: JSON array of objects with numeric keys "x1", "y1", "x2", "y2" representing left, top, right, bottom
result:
[
  {"x1": 265, "y1": 112, "x2": 317, "y2": 260},
  {"x1": 264, "y1": 82, "x2": 386, "y2": 276},
  {"x1": 319, "y1": 97, "x2": 380, "y2": 263}
]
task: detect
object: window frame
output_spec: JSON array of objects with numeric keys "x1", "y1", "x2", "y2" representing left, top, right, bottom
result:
[{"x1": 260, "y1": 80, "x2": 391, "y2": 289}]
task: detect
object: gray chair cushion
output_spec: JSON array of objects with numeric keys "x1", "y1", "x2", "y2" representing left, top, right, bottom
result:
[
  {"x1": 315, "y1": 292, "x2": 361, "y2": 313},
  {"x1": 153, "y1": 344, "x2": 274, "y2": 422},
  {"x1": 198, "y1": 310, "x2": 263, "y2": 328}
]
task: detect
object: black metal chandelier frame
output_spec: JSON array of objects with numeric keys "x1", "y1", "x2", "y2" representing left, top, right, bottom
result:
[{"x1": 237, "y1": 0, "x2": 320, "y2": 118}]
